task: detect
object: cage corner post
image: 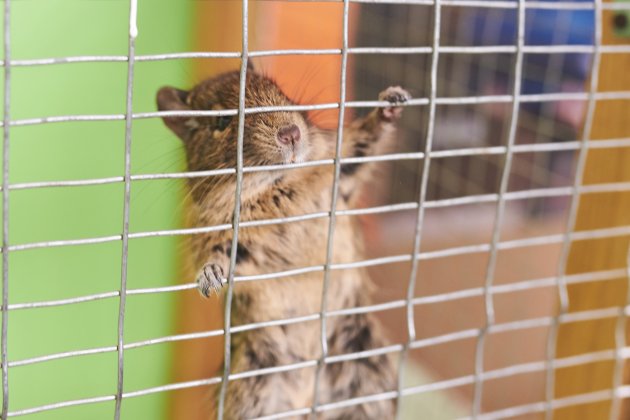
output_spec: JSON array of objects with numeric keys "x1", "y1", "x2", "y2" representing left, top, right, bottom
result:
[{"x1": 553, "y1": 1, "x2": 630, "y2": 419}]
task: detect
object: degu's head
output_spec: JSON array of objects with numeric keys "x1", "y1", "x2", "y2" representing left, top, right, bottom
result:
[{"x1": 157, "y1": 70, "x2": 311, "y2": 173}]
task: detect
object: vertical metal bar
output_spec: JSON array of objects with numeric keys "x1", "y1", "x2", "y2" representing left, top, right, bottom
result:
[
  {"x1": 310, "y1": 0, "x2": 349, "y2": 417},
  {"x1": 217, "y1": 0, "x2": 248, "y2": 418},
  {"x1": 394, "y1": 0, "x2": 441, "y2": 418},
  {"x1": 543, "y1": 2, "x2": 602, "y2": 419},
  {"x1": 113, "y1": 1, "x2": 138, "y2": 419},
  {"x1": 1, "y1": 0, "x2": 9, "y2": 418},
  {"x1": 471, "y1": 0, "x2": 525, "y2": 417}
]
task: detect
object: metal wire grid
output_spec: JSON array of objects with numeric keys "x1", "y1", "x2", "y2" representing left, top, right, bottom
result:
[
  {"x1": 472, "y1": 0, "x2": 526, "y2": 415},
  {"x1": 310, "y1": 0, "x2": 351, "y2": 417},
  {"x1": 217, "y1": 0, "x2": 250, "y2": 417},
  {"x1": 113, "y1": 1, "x2": 138, "y2": 419},
  {"x1": 544, "y1": 1, "x2": 603, "y2": 419},
  {"x1": 355, "y1": 1, "x2": 595, "y2": 208},
  {"x1": 395, "y1": 0, "x2": 441, "y2": 416},
  {"x1": 1, "y1": 0, "x2": 630, "y2": 419}
]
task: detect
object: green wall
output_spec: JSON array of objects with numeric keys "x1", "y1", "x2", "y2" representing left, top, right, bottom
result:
[{"x1": 4, "y1": 1, "x2": 191, "y2": 418}]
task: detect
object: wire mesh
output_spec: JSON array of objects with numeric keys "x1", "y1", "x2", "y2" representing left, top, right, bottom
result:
[
  {"x1": 471, "y1": 0, "x2": 526, "y2": 414},
  {"x1": 216, "y1": 1, "x2": 249, "y2": 418},
  {"x1": 542, "y1": 1, "x2": 603, "y2": 418},
  {"x1": 113, "y1": 1, "x2": 138, "y2": 419},
  {"x1": 310, "y1": 0, "x2": 350, "y2": 417},
  {"x1": 3, "y1": 0, "x2": 630, "y2": 419}
]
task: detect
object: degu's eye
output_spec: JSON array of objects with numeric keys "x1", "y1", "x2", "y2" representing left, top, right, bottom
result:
[{"x1": 216, "y1": 115, "x2": 232, "y2": 131}]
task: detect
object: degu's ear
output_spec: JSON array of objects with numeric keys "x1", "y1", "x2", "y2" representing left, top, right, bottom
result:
[{"x1": 156, "y1": 86, "x2": 192, "y2": 140}]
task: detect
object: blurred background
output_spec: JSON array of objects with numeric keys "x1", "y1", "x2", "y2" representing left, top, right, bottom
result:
[{"x1": 5, "y1": 1, "x2": 630, "y2": 419}]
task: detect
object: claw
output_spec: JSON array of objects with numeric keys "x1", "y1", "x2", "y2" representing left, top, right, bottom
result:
[
  {"x1": 378, "y1": 86, "x2": 411, "y2": 122},
  {"x1": 196, "y1": 263, "x2": 225, "y2": 298}
]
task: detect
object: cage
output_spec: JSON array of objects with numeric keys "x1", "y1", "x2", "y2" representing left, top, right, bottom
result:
[{"x1": 3, "y1": 0, "x2": 630, "y2": 419}]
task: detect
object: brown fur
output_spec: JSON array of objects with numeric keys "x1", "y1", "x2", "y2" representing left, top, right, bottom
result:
[{"x1": 157, "y1": 70, "x2": 410, "y2": 419}]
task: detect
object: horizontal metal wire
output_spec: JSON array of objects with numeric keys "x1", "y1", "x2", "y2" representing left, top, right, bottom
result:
[
  {"x1": 5, "y1": 267, "x2": 590, "y2": 350},
  {"x1": 315, "y1": 390, "x2": 400, "y2": 414},
  {"x1": 9, "y1": 335, "x2": 629, "y2": 418},
  {"x1": 122, "y1": 376, "x2": 223, "y2": 401},
  {"x1": 7, "y1": 395, "x2": 116, "y2": 418},
  {"x1": 125, "y1": 283, "x2": 197, "y2": 296},
  {"x1": 352, "y1": 0, "x2": 630, "y2": 10},
  {"x1": 254, "y1": 408, "x2": 314, "y2": 420},
  {"x1": 8, "y1": 346, "x2": 119, "y2": 368},
  {"x1": 5, "y1": 137, "x2": 630, "y2": 193},
  {"x1": 8, "y1": 235, "x2": 122, "y2": 252},
  {"x1": 9, "y1": 279, "x2": 629, "y2": 369},
  {"x1": 6, "y1": 90, "x2": 630, "y2": 128},
  {"x1": 7, "y1": 291, "x2": 120, "y2": 311},
  {"x1": 463, "y1": 389, "x2": 617, "y2": 420},
  {"x1": 263, "y1": 352, "x2": 627, "y2": 420},
  {"x1": 163, "y1": 347, "x2": 629, "y2": 418},
  {"x1": 6, "y1": 181, "x2": 630, "y2": 253},
  {"x1": 618, "y1": 385, "x2": 630, "y2": 399},
  {"x1": 5, "y1": 44, "x2": 630, "y2": 68},
  {"x1": 5, "y1": 254, "x2": 628, "y2": 317}
]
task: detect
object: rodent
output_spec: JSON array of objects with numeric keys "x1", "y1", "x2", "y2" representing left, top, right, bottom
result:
[{"x1": 157, "y1": 68, "x2": 410, "y2": 419}]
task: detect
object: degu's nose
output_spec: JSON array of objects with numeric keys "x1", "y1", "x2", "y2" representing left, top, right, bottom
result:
[{"x1": 277, "y1": 124, "x2": 301, "y2": 146}]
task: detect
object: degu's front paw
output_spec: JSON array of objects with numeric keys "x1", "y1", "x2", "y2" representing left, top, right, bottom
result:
[
  {"x1": 196, "y1": 263, "x2": 225, "y2": 298},
  {"x1": 378, "y1": 86, "x2": 411, "y2": 122}
]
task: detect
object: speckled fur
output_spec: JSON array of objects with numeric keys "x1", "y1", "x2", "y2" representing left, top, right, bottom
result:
[{"x1": 157, "y1": 70, "x2": 410, "y2": 420}]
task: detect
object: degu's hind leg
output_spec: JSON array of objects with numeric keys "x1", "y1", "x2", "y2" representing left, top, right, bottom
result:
[
  {"x1": 321, "y1": 313, "x2": 397, "y2": 419},
  {"x1": 218, "y1": 327, "x2": 315, "y2": 420}
]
